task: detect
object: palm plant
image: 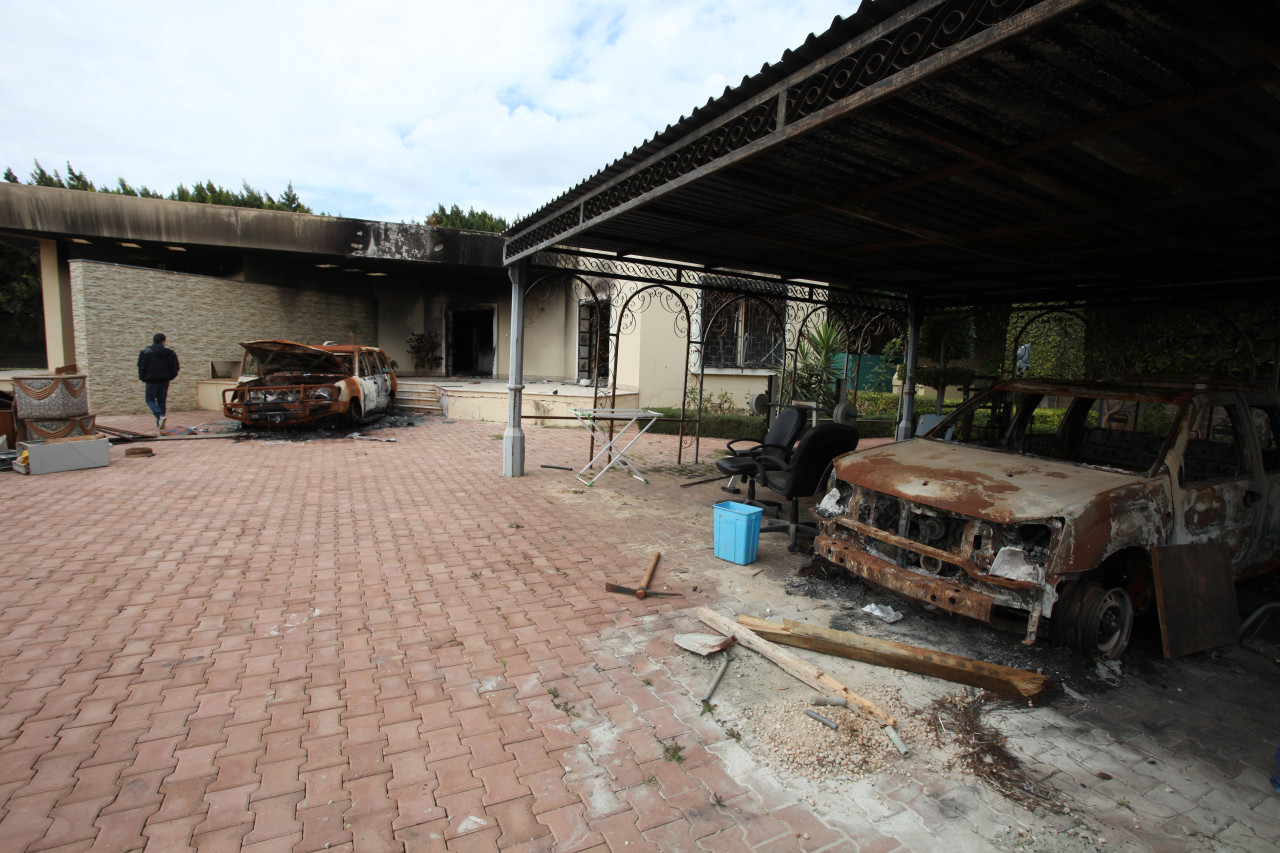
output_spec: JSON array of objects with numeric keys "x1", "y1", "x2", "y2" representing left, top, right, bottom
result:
[{"x1": 776, "y1": 320, "x2": 845, "y2": 413}]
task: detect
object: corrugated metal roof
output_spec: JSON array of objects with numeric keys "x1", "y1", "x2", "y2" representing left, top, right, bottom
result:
[{"x1": 507, "y1": 0, "x2": 1280, "y2": 308}]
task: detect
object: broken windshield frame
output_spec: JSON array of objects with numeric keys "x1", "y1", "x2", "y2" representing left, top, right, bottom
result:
[{"x1": 928, "y1": 387, "x2": 1184, "y2": 476}]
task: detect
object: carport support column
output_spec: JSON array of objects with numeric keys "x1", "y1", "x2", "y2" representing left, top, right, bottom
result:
[
  {"x1": 896, "y1": 298, "x2": 922, "y2": 441},
  {"x1": 39, "y1": 239, "x2": 76, "y2": 370},
  {"x1": 502, "y1": 260, "x2": 528, "y2": 477}
]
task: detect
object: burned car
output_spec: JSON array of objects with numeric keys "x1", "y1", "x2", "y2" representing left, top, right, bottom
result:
[
  {"x1": 816, "y1": 379, "x2": 1280, "y2": 659},
  {"x1": 223, "y1": 340, "x2": 396, "y2": 428}
]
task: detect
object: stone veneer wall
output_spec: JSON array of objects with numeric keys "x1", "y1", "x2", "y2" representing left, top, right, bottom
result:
[{"x1": 70, "y1": 260, "x2": 377, "y2": 415}]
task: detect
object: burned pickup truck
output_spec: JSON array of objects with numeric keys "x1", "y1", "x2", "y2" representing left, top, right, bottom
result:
[
  {"x1": 222, "y1": 340, "x2": 396, "y2": 428},
  {"x1": 816, "y1": 379, "x2": 1280, "y2": 659}
]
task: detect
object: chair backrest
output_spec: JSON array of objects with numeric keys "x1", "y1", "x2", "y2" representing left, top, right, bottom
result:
[
  {"x1": 764, "y1": 405, "x2": 807, "y2": 446},
  {"x1": 761, "y1": 423, "x2": 861, "y2": 498},
  {"x1": 756, "y1": 405, "x2": 808, "y2": 463}
]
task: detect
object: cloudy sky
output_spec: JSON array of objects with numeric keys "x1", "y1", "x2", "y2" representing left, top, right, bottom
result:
[{"x1": 1, "y1": 1, "x2": 857, "y2": 225}]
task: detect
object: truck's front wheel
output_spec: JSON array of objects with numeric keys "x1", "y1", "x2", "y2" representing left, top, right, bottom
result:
[{"x1": 1052, "y1": 582, "x2": 1134, "y2": 660}]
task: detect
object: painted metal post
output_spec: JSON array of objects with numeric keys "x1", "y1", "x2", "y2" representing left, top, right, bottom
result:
[
  {"x1": 503, "y1": 260, "x2": 527, "y2": 477},
  {"x1": 896, "y1": 298, "x2": 922, "y2": 441},
  {"x1": 39, "y1": 239, "x2": 76, "y2": 370}
]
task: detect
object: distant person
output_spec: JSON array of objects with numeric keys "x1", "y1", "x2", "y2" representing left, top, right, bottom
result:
[{"x1": 137, "y1": 333, "x2": 180, "y2": 430}]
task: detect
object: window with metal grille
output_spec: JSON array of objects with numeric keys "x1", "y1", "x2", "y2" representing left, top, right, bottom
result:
[
  {"x1": 701, "y1": 290, "x2": 785, "y2": 368},
  {"x1": 577, "y1": 299, "x2": 611, "y2": 382}
]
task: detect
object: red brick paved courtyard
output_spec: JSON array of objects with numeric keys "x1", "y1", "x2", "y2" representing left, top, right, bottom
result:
[{"x1": 3, "y1": 412, "x2": 1278, "y2": 852}]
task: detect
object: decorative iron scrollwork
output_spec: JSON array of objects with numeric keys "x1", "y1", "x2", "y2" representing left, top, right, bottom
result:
[
  {"x1": 532, "y1": 250, "x2": 908, "y2": 314},
  {"x1": 787, "y1": 0, "x2": 1030, "y2": 123},
  {"x1": 582, "y1": 100, "x2": 778, "y2": 222},
  {"x1": 506, "y1": 207, "x2": 581, "y2": 258}
]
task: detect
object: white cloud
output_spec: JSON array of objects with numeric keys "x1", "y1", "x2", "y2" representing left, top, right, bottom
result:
[{"x1": 0, "y1": 0, "x2": 857, "y2": 223}]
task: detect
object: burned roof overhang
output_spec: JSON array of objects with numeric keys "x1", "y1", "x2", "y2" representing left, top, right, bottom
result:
[
  {"x1": 506, "y1": 0, "x2": 1280, "y2": 310},
  {"x1": 0, "y1": 183, "x2": 507, "y2": 275}
]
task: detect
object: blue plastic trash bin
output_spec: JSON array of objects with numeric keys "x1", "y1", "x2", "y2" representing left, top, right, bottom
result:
[{"x1": 714, "y1": 501, "x2": 764, "y2": 565}]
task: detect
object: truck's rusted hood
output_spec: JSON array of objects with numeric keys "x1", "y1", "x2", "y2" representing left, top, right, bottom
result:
[
  {"x1": 240, "y1": 340, "x2": 350, "y2": 377},
  {"x1": 832, "y1": 439, "x2": 1150, "y2": 523}
]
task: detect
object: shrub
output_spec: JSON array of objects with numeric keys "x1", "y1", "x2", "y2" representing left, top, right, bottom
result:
[{"x1": 647, "y1": 407, "x2": 767, "y2": 442}]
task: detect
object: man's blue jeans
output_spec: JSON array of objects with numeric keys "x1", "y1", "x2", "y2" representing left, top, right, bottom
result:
[{"x1": 145, "y1": 381, "x2": 169, "y2": 420}]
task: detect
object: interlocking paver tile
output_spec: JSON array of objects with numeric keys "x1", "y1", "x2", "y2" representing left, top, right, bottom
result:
[
  {"x1": 240, "y1": 791, "x2": 304, "y2": 844},
  {"x1": 431, "y1": 753, "x2": 484, "y2": 799},
  {"x1": 537, "y1": 802, "x2": 605, "y2": 853},
  {"x1": 475, "y1": 760, "x2": 532, "y2": 807},
  {"x1": 91, "y1": 801, "x2": 160, "y2": 853},
  {"x1": 486, "y1": 794, "x2": 552, "y2": 847},
  {"x1": 195, "y1": 782, "x2": 256, "y2": 835},
  {"x1": 140, "y1": 814, "x2": 202, "y2": 852},
  {"x1": 393, "y1": 817, "x2": 449, "y2": 851},
  {"x1": 28, "y1": 795, "x2": 106, "y2": 851},
  {"x1": 343, "y1": 739, "x2": 392, "y2": 780},
  {"x1": 346, "y1": 772, "x2": 396, "y2": 819}
]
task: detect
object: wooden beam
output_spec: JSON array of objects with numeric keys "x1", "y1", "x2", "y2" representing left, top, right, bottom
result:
[
  {"x1": 736, "y1": 614, "x2": 1049, "y2": 699},
  {"x1": 694, "y1": 606, "x2": 895, "y2": 726}
]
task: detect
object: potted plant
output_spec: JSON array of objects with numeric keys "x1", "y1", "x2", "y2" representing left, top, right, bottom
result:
[{"x1": 407, "y1": 331, "x2": 443, "y2": 374}]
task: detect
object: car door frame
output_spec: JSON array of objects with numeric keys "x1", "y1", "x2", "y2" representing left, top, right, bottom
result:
[{"x1": 1171, "y1": 392, "x2": 1266, "y2": 576}]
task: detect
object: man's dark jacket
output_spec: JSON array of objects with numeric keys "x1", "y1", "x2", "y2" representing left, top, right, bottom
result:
[{"x1": 138, "y1": 343, "x2": 180, "y2": 382}]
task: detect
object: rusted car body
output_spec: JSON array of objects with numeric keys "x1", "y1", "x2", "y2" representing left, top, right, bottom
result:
[
  {"x1": 222, "y1": 341, "x2": 396, "y2": 428},
  {"x1": 815, "y1": 379, "x2": 1280, "y2": 658}
]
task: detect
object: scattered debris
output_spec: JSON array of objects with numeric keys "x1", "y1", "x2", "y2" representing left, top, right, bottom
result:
[
  {"x1": 346, "y1": 432, "x2": 396, "y2": 442},
  {"x1": 738, "y1": 615, "x2": 1051, "y2": 699},
  {"x1": 540, "y1": 464, "x2": 573, "y2": 470},
  {"x1": 862, "y1": 603, "x2": 904, "y2": 623},
  {"x1": 739, "y1": 697, "x2": 903, "y2": 780},
  {"x1": 700, "y1": 653, "x2": 732, "y2": 704},
  {"x1": 674, "y1": 633, "x2": 736, "y2": 656},
  {"x1": 124, "y1": 447, "x2": 154, "y2": 457},
  {"x1": 926, "y1": 692, "x2": 1067, "y2": 814},
  {"x1": 804, "y1": 709, "x2": 838, "y2": 730},
  {"x1": 695, "y1": 606, "x2": 908, "y2": 755}
]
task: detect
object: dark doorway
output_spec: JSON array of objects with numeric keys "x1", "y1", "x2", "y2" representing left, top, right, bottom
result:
[{"x1": 448, "y1": 307, "x2": 495, "y2": 376}]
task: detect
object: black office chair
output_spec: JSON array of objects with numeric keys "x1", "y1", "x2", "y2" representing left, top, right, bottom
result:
[
  {"x1": 754, "y1": 423, "x2": 861, "y2": 551},
  {"x1": 714, "y1": 404, "x2": 808, "y2": 509}
]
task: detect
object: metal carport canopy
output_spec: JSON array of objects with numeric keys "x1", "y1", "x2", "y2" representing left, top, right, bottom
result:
[
  {"x1": 503, "y1": 0, "x2": 1280, "y2": 309},
  {"x1": 497, "y1": 0, "x2": 1280, "y2": 475}
]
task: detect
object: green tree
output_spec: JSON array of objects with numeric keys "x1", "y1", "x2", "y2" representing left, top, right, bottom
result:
[
  {"x1": 0, "y1": 238, "x2": 44, "y2": 355},
  {"x1": 426, "y1": 203, "x2": 508, "y2": 232},
  {"x1": 5, "y1": 161, "x2": 310, "y2": 212}
]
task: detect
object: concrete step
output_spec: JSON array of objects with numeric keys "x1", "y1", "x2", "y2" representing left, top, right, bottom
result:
[{"x1": 395, "y1": 381, "x2": 443, "y2": 414}]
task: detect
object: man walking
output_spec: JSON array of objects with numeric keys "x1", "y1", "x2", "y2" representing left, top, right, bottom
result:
[{"x1": 137, "y1": 333, "x2": 180, "y2": 430}]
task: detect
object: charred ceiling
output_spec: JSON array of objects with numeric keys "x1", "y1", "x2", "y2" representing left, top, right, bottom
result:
[{"x1": 506, "y1": 0, "x2": 1280, "y2": 310}]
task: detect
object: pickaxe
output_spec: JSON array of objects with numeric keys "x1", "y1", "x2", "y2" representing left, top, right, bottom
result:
[{"x1": 605, "y1": 551, "x2": 682, "y2": 598}]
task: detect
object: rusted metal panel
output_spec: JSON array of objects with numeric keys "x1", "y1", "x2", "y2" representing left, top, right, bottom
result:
[
  {"x1": 831, "y1": 440, "x2": 1148, "y2": 525},
  {"x1": 1151, "y1": 544, "x2": 1239, "y2": 659},
  {"x1": 816, "y1": 533, "x2": 994, "y2": 622}
]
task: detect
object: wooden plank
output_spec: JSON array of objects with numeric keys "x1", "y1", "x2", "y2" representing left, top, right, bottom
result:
[
  {"x1": 694, "y1": 606, "x2": 894, "y2": 726},
  {"x1": 736, "y1": 615, "x2": 1048, "y2": 699},
  {"x1": 1151, "y1": 543, "x2": 1238, "y2": 659}
]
